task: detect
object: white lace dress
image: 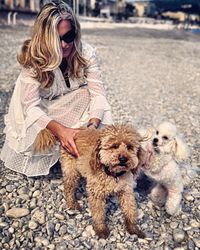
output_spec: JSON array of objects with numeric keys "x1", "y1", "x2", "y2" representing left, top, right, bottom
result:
[{"x1": 0, "y1": 42, "x2": 113, "y2": 177}]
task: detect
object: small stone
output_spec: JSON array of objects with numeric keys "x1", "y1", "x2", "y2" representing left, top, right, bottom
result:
[
  {"x1": 30, "y1": 200, "x2": 37, "y2": 209},
  {"x1": 2, "y1": 203, "x2": 9, "y2": 212},
  {"x1": 117, "y1": 243, "x2": 126, "y2": 249},
  {"x1": 46, "y1": 221, "x2": 54, "y2": 237},
  {"x1": 6, "y1": 185, "x2": 15, "y2": 192},
  {"x1": 138, "y1": 209, "x2": 144, "y2": 219},
  {"x1": 190, "y1": 219, "x2": 200, "y2": 228},
  {"x1": 50, "y1": 179, "x2": 62, "y2": 185},
  {"x1": 32, "y1": 210, "x2": 46, "y2": 224},
  {"x1": 170, "y1": 221, "x2": 179, "y2": 229},
  {"x1": 41, "y1": 239, "x2": 49, "y2": 246},
  {"x1": 109, "y1": 236, "x2": 116, "y2": 242},
  {"x1": 5, "y1": 174, "x2": 20, "y2": 181},
  {"x1": 173, "y1": 228, "x2": 185, "y2": 243},
  {"x1": 183, "y1": 225, "x2": 192, "y2": 231},
  {"x1": 59, "y1": 225, "x2": 68, "y2": 236},
  {"x1": 32, "y1": 190, "x2": 40, "y2": 198},
  {"x1": 12, "y1": 221, "x2": 19, "y2": 228},
  {"x1": 188, "y1": 239, "x2": 195, "y2": 250},
  {"x1": 183, "y1": 193, "x2": 194, "y2": 201},
  {"x1": 8, "y1": 227, "x2": 14, "y2": 234},
  {"x1": 19, "y1": 194, "x2": 29, "y2": 201},
  {"x1": 0, "y1": 222, "x2": 8, "y2": 228},
  {"x1": 6, "y1": 208, "x2": 29, "y2": 218},
  {"x1": 66, "y1": 210, "x2": 77, "y2": 215},
  {"x1": 54, "y1": 213, "x2": 65, "y2": 220},
  {"x1": 99, "y1": 239, "x2": 107, "y2": 247},
  {"x1": 55, "y1": 223, "x2": 61, "y2": 232},
  {"x1": 82, "y1": 225, "x2": 95, "y2": 237},
  {"x1": 47, "y1": 244, "x2": 55, "y2": 250},
  {"x1": 28, "y1": 220, "x2": 38, "y2": 230},
  {"x1": 193, "y1": 237, "x2": 200, "y2": 248},
  {"x1": 76, "y1": 214, "x2": 83, "y2": 220},
  {"x1": 138, "y1": 238, "x2": 148, "y2": 244}
]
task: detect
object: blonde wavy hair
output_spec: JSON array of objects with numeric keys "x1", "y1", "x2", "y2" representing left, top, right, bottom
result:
[{"x1": 17, "y1": 0, "x2": 87, "y2": 88}]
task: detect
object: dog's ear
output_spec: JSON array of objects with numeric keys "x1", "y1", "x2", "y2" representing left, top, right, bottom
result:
[
  {"x1": 172, "y1": 136, "x2": 190, "y2": 161},
  {"x1": 131, "y1": 147, "x2": 146, "y2": 176},
  {"x1": 139, "y1": 127, "x2": 154, "y2": 141},
  {"x1": 137, "y1": 146, "x2": 147, "y2": 168},
  {"x1": 89, "y1": 138, "x2": 101, "y2": 173}
]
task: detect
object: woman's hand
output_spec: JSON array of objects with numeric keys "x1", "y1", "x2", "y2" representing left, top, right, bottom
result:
[
  {"x1": 47, "y1": 120, "x2": 80, "y2": 157},
  {"x1": 57, "y1": 127, "x2": 80, "y2": 157}
]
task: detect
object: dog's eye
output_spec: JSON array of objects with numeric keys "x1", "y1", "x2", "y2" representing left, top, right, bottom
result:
[
  {"x1": 162, "y1": 136, "x2": 169, "y2": 140},
  {"x1": 110, "y1": 144, "x2": 119, "y2": 149},
  {"x1": 156, "y1": 130, "x2": 159, "y2": 135},
  {"x1": 127, "y1": 144, "x2": 133, "y2": 150}
]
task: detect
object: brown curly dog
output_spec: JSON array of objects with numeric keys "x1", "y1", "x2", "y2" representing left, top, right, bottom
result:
[{"x1": 34, "y1": 125, "x2": 146, "y2": 239}]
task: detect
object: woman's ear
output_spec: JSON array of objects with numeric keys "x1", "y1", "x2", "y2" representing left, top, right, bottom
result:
[
  {"x1": 173, "y1": 136, "x2": 190, "y2": 161},
  {"x1": 89, "y1": 138, "x2": 101, "y2": 173}
]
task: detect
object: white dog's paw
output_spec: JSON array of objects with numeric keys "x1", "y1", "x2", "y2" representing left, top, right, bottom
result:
[
  {"x1": 150, "y1": 185, "x2": 167, "y2": 206},
  {"x1": 166, "y1": 203, "x2": 182, "y2": 216}
]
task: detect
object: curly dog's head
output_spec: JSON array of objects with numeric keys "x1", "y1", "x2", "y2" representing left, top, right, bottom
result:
[
  {"x1": 152, "y1": 121, "x2": 189, "y2": 160},
  {"x1": 90, "y1": 125, "x2": 145, "y2": 176}
]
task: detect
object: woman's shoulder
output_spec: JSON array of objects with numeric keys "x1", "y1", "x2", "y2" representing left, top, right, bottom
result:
[
  {"x1": 81, "y1": 41, "x2": 96, "y2": 58},
  {"x1": 20, "y1": 66, "x2": 36, "y2": 77}
]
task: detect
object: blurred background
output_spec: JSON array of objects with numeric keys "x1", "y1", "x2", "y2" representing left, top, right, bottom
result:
[{"x1": 0, "y1": 0, "x2": 200, "y2": 28}]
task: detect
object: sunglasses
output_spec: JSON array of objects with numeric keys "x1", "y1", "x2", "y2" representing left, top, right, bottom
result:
[{"x1": 60, "y1": 29, "x2": 76, "y2": 44}]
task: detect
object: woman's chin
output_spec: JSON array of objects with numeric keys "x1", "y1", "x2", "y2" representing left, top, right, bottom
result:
[{"x1": 62, "y1": 48, "x2": 73, "y2": 58}]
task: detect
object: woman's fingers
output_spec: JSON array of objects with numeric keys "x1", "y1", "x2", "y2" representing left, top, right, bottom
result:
[
  {"x1": 62, "y1": 141, "x2": 73, "y2": 155},
  {"x1": 69, "y1": 139, "x2": 79, "y2": 157}
]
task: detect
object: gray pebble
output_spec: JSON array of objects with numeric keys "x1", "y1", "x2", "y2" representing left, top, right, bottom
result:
[
  {"x1": 59, "y1": 225, "x2": 68, "y2": 236},
  {"x1": 46, "y1": 221, "x2": 55, "y2": 237},
  {"x1": 193, "y1": 237, "x2": 200, "y2": 248},
  {"x1": 173, "y1": 228, "x2": 185, "y2": 243},
  {"x1": 28, "y1": 220, "x2": 38, "y2": 230}
]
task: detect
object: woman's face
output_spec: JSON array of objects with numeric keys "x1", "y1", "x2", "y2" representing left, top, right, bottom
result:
[{"x1": 58, "y1": 20, "x2": 74, "y2": 58}]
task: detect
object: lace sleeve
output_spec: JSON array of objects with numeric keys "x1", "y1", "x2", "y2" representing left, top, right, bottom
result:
[
  {"x1": 20, "y1": 70, "x2": 52, "y2": 128},
  {"x1": 85, "y1": 46, "x2": 111, "y2": 120}
]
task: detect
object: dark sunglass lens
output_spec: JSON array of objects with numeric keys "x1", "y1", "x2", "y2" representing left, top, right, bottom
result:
[{"x1": 61, "y1": 30, "x2": 76, "y2": 43}]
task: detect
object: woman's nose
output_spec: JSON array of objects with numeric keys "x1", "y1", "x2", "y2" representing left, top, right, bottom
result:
[{"x1": 61, "y1": 40, "x2": 69, "y2": 49}]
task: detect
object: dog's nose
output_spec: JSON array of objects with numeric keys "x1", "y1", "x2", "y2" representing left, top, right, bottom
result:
[
  {"x1": 119, "y1": 156, "x2": 128, "y2": 164},
  {"x1": 153, "y1": 138, "x2": 158, "y2": 146}
]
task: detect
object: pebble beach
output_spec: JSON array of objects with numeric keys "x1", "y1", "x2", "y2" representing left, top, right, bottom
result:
[{"x1": 0, "y1": 23, "x2": 200, "y2": 249}]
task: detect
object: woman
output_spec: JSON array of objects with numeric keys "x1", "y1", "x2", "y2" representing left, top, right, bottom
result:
[{"x1": 0, "y1": 0, "x2": 112, "y2": 177}]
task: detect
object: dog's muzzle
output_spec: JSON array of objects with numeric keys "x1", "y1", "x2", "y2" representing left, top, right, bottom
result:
[{"x1": 102, "y1": 165, "x2": 127, "y2": 180}]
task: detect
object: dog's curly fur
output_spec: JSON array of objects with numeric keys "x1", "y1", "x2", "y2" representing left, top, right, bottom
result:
[
  {"x1": 34, "y1": 125, "x2": 146, "y2": 239},
  {"x1": 140, "y1": 122, "x2": 191, "y2": 215}
]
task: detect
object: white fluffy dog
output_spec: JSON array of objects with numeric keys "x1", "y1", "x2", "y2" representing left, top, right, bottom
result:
[{"x1": 140, "y1": 121, "x2": 195, "y2": 215}]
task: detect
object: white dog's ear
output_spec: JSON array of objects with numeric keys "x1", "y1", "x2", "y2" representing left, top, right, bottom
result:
[
  {"x1": 172, "y1": 135, "x2": 190, "y2": 161},
  {"x1": 138, "y1": 128, "x2": 155, "y2": 141}
]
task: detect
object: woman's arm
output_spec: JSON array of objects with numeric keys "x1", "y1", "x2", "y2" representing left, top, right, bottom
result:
[
  {"x1": 84, "y1": 44, "x2": 112, "y2": 128},
  {"x1": 21, "y1": 69, "x2": 80, "y2": 157}
]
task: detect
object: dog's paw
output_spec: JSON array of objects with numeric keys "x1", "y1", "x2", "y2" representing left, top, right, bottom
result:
[
  {"x1": 68, "y1": 202, "x2": 81, "y2": 211},
  {"x1": 127, "y1": 226, "x2": 146, "y2": 239},
  {"x1": 96, "y1": 226, "x2": 110, "y2": 239},
  {"x1": 166, "y1": 204, "x2": 181, "y2": 216},
  {"x1": 125, "y1": 221, "x2": 145, "y2": 238}
]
